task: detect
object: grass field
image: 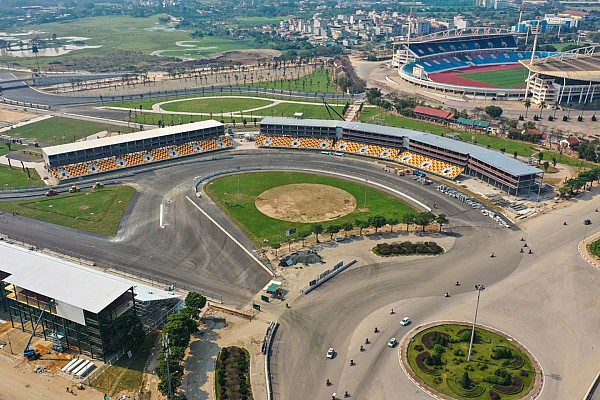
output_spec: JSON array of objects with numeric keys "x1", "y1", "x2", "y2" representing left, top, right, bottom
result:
[
  {"x1": 243, "y1": 68, "x2": 340, "y2": 94},
  {"x1": 161, "y1": 97, "x2": 274, "y2": 113},
  {"x1": 0, "y1": 185, "x2": 135, "y2": 236},
  {"x1": 590, "y1": 238, "x2": 600, "y2": 259},
  {"x1": 543, "y1": 151, "x2": 599, "y2": 170},
  {"x1": 0, "y1": 164, "x2": 44, "y2": 189},
  {"x1": 458, "y1": 67, "x2": 528, "y2": 88},
  {"x1": 457, "y1": 133, "x2": 537, "y2": 157},
  {"x1": 6, "y1": 117, "x2": 137, "y2": 145},
  {"x1": 92, "y1": 332, "x2": 157, "y2": 396},
  {"x1": 260, "y1": 103, "x2": 344, "y2": 119},
  {"x1": 0, "y1": 142, "x2": 25, "y2": 157},
  {"x1": 407, "y1": 324, "x2": 535, "y2": 400},
  {"x1": 205, "y1": 172, "x2": 415, "y2": 247},
  {"x1": 0, "y1": 16, "x2": 265, "y2": 67},
  {"x1": 359, "y1": 108, "x2": 453, "y2": 135}
]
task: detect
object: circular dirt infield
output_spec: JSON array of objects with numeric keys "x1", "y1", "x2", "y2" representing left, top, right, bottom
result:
[{"x1": 255, "y1": 183, "x2": 356, "y2": 223}]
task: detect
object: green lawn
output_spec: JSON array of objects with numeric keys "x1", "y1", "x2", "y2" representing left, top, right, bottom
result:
[
  {"x1": 543, "y1": 151, "x2": 599, "y2": 170},
  {"x1": 161, "y1": 97, "x2": 274, "y2": 113},
  {"x1": 243, "y1": 68, "x2": 340, "y2": 94},
  {"x1": 260, "y1": 103, "x2": 344, "y2": 119},
  {"x1": 458, "y1": 133, "x2": 537, "y2": 157},
  {"x1": 407, "y1": 324, "x2": 536, "y2": 400},
  {"x1": 0, "y1": 185, "x2": 135, "y2": 236},
  {"x1": 0, "y1": 142, "x2": 25, "y2": 157},
  {"x1": 6, "y1": 117, "x2": 137, "y2": 145},
  {"x1": 205, "y1": 172, "x2": 415, "y2": 247},
  {"x1": 590, "y1": 237, "x2": 600, "y2": 259},
  {"x1": 92, "y1": 332, "x2": 158, "y2": 396},
  {"x1": 0, "y1": 164, "x2": 45, "y2": 189},
  {"x1": 458, "y1": 67, "x2": 528, "y2": 88},
  {"x1": 359, "y1": 109, "x2": 453, "y2": 135},
  {"x1": 152, "y1": 36, "x2": 261, "y2": 59}
]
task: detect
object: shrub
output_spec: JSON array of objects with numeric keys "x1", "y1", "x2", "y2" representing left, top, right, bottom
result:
[
  {"x1": 461, "y1": 371, "x2": 472, "y2": 389},
  {"x1": 491, "y1": 347, "x2": 513, "y2": 360},
  {"x1": 453, "y1": 348, "x2": 465, "y2": 356},
  {"x1": 426, "y1": 353, "x2": 442, "y2": 366},
  {"x1": 416, "y1": 352, "x2": 440, "y2": 375},
  {"x1": 489, "y1": 390, "x2": 501, "y2": 400},
  {"x1": 414, "y1": 344, "x2": 424, "y2": 351}
]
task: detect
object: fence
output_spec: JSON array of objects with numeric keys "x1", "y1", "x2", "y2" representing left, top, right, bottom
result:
[{"x1": 301, "y1": 259, "x2": 357, "y2": 294}]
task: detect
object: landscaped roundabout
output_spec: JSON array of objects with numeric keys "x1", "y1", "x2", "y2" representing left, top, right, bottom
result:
[{"x1": 403, "y1": 323, "x2": 541, "y2": 400}]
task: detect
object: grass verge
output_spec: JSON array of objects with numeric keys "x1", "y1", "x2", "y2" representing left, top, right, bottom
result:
[
  {"x1": 0, "y1": 185, "x2": 135, "y2": 236},
  {"x1": 91, "y1": 332, "x2": 158, "y2": 396},
  {"x1": 0, "y1": 164, "x2": 45, "y2": 189},
  {"x1": 6, "y1": 117, "x2": 137, "y2": 145},
  {"x1": 407, "y1": 324, "x2": 535, "y2": 400},
  {"x1": 589, "y1": 237, "x2": 600, "y2": 259},
  {"x1": 205, "y1": 172, "x2": 415, "y2": 247}
]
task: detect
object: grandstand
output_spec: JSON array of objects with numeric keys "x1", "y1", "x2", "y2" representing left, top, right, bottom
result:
[
  {"x1": 259, "y1": 117, "x2": 542, "y2": 195},
  {"x1": 520, "y1": 44, "x2": 600, "y2": 106},
  {"x1": 42, "y1": 121, "x2": 231, "y2": 181},
  {"x1": 392, "y1": 27, "x2": 556, "y2": 100}
]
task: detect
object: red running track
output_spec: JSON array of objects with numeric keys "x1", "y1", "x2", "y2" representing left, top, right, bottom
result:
[{"x1": 429, "y1": 64, "x2": 525, "y2": 88}]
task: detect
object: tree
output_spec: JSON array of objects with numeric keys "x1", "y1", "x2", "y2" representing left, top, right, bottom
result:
[
  {"x1": 367, "y1": 215, "x2": 387, "y2": 234},
  {"x1": 298, "y1": 230, "x2": 310, "y2": 246},
  {"x1": 436, "y1": 214, "x2": 449, "y2": 232},
  {"x1": 538, "y1": 101, "x2": 546, "y2": 119},
  {"x1": 524, "y1": 99, "x2": 531, "y2": 118},
  {"x1": 552, "y1": 156, "x2": 558, "y2": 167},
  {"x1": 341, "y1": 222, "x2": 354, "y2": 237},
  {"x1": 387, "y1": 218, "x2": 399, "y2": 233},
  {"x1": 325, "y1": 224, "x2": 341, "y2": 240},
  {"x1": 110, "y1": 311, "x2": 145, "y2": 352},
  {"x1": 414, "y1": 211, "x2": 436, "y2": 232},
  {"x1": 31, "y1": 42, "x2": 40, "y2": 74},
  {"x1": 484, "y1": 105, "x2": 503, "y2": 119},
  {"x1": 537, "y1": 151, "x2": 544, "y2": 163},
  {"x1": 543, "y1": 161, "x2": 550, "y2": 172},
  {"x1": 402, "y1": 212, "x2": 416, "y2": 232},
  {"x1": 311, "y1": 224, "x2": 323, "y2": 243},
  {"x1": 460, "y1": 371, "x2": 472, "y2": 389},
  {"x1": 355, "y1": 219, "x2": 369, "y2": 235},
  {"x1": 184, "y1": 292, "x2": 206, "y2": 315}
]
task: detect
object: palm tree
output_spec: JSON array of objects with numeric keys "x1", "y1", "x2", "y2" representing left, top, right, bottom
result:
[
  {"x1": 31, "y1": 42, "x2": 40, "y2": 74},
  {"x1": 538, "y1": 101, "x2": 546, "y2": 119},
  {"x1": 524, "y1": 99, "x2": 531, "y2": 118}
]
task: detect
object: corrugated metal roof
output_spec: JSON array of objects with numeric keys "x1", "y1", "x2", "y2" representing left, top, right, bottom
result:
[
  {"x1": 413, "y1": 105, "x2": 454, "y2": 120},
  {"x1": 42, "y1": 120, "x2": 224, "y2": 157},
  {"x1": 0, "y1": 242, "x2": 132, "y2": 313},
  {"x1": 259, "y1": 117, "x2": 542, "y2": 176}
]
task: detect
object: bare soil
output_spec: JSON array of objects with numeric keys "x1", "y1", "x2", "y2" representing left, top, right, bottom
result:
[
  {"x1": 0, "y1": 108, "x2": 37, "y2": 128},
  {"x1": 255, "y1": 183, "x2": 356, "y2": 223}
]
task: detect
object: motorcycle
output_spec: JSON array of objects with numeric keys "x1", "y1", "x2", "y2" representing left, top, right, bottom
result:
[
  {"x1": 374, "y1": 327, "x2": 379, "y2": 333},
  {"x1": 444, "y1": 292, "x2": 450, "y2": 297}
]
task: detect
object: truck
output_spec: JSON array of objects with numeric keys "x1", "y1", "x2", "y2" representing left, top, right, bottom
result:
[{"x1": 414, "y1": 170, "x2": 427, "y2": 178}]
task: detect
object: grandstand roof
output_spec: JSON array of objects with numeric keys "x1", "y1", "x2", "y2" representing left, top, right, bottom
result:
[
  {"x1": 520, "y1": 53, "x2": 600, "y2": 81},
  {"x1": 413, "y1": 106, "x2": 454, "y2": 120},
  {"x1": 42, "y1": 120, "x2": 224, "y2": 157},
  {"x1": 400, "y1": 27, "x2": 515, "y2": 44},
  {"x1": 260, "y1": 117, "x2": 542, "y2": 177}
]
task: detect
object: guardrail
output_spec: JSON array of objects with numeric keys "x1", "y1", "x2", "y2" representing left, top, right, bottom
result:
[
  {"x1": 264, "y1": 321, "x2": 279, "y2": 400},
  {"x1": 584, "y1": 370, "x2": 600, "y2": 400},
  {"x1": 300, "y1": 259, "x2": 357, "y2": 294}
]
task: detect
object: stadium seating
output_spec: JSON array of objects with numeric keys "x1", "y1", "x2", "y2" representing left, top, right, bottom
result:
[
  {"x1": 397, "y1": 151, "x2": 463, "y2": 179},
  {"x1": 256, "y1": 135, "x2": 333, "y2": 150},
  {"x1": 51, "y1": 137, "x2": 233, "y2": 180}
]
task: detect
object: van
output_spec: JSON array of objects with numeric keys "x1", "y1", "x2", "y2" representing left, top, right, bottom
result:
[
  {"x1": 335, "y1": 236, "x2": 345, "y2": 242},
  {"x1": 321, "y1": 151, "x2": 332, "y2": 155}
]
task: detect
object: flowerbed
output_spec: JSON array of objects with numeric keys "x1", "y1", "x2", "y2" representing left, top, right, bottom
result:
[
  {"x1": 422, "y1": 331, "x2": 451, "y2": 349},
  {"x1": 416, "y1": 352, "x2": 441, "y2": 375},
  {"x1": 493, "y1": 376, "x2": 524, "y2": 395},
  {"x1": 447, "y1": 378, "x2": 486, "y2": 398}
]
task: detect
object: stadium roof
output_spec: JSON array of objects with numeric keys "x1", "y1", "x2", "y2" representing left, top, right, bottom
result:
[
  {"x1": 397, "y1": 27, "x2": 515, "y2": 44},
  {"x1": 42, "y1": 120, "x2": 223, "y2": 157},
  {"x1": 0, "y1": 242, "x2": 178, "y2": 313},
  {"x1": 520, "y1": 53, "x2": 600, "y2": 81},
  {"x1": 260, "y1": 117, "x2": 542, "y2": 176}
]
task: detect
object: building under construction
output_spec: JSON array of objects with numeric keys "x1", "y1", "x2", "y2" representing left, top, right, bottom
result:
[{"x1": 0, "y1": 241, "x2": 179, "y2": 361}]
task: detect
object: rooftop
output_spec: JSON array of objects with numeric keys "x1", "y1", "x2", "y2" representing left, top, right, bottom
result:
[
  {"x1": 42, "y1": 120, "x2": 224, "y2": 157},
  {"x1": 0, "y1": 241, "x2": 178, "y2": 313},
  {"x1": 413, "y1": 105, "x2": 454, "y2": 120}
]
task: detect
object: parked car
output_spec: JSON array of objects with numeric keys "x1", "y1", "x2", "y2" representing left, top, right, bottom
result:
[
  {"x1": 584, "y1": 219, "x2": 592, "y2": 225},
  {"x1": 400, "y1": 317, "x2": 411, "y2": 326},
  {"x1": 45, "y1": 189, "x2": 58, "y2": 197}
]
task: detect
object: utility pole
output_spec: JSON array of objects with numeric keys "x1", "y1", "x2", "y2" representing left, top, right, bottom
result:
[{"x1": 467, "y1": 284, "x2": 486, "y2": 362}]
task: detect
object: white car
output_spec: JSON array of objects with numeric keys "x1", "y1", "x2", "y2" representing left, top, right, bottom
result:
[
  {"x1": 388, "y1": 338, "x2": 397, "y2": 348},
  {"x1": 400, "y1": 317, "x2": 411, "y2": 326},
  {"x1": 326, "y1": 348, "x2": 335, "y2": 359}
]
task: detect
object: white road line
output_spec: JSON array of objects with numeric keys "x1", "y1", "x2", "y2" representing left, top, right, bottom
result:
[
  {"x1": 186, "y1": 196, "x2": 275, "y2": 277},
  {"x1": 159, "y1": 203, "x2": 164, "y2": 229}
]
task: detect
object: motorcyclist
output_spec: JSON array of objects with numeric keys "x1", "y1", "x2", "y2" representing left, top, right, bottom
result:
[
  {"x1": 326, "y1": 379, "x2": 331, "y2": 386},
  {"x1": 564, "y1": 221, "x2": 567, "y2": 225},
  {"x1": 455, "y1": 281, "x2": 460, "y2": 286},
  {"x1": 490, "y1": 252, "x2": 495, "y2": 258},
  {"x1": 444, "y1": 292, "x2": 449, "y2": 297},
  {"x1": 344, "y1": 391, "x2": 349, "y2": 398},
  {"x1": 390, "y1": 308, "x2": 394, "y2": 314},
  {"x1": 360, "y1": 345, "x2": 364, "y2": 351},
  {"x1": 528, "y1": 249, "x2": 533, "y2": 254},
  {"x1": 374, "y1": 327, "x2": 379, "y2": 333},
  {"x1": 520, "y1": 248, "x2": 524, "y2": 253}
]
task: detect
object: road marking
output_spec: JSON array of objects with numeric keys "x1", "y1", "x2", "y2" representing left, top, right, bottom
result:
[
  {"x1": 186, "y1": 196, "x2": 275, "y2": 277},
  {"x1": 159, "y1": 203, "x2": 164, "y2": 229}
]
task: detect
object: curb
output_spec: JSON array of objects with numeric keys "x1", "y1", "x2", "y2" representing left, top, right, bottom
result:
[{"x1": 579, "y1": 232, "x2": 600, "y2": 270}]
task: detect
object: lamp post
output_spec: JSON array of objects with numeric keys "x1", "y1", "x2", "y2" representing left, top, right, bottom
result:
[{"x1": 467, "y1": 284, "x2": 486, "y2": 362}]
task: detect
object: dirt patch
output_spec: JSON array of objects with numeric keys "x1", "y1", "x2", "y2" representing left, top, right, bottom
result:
[
  {"x1": 0, "y1": 108, "x2": 37, "y2": 127},
  {"x1": 255, "y1": 183, "x2": 356, "y2": 223}
]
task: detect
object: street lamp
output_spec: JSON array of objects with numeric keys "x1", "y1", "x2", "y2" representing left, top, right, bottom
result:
[{"x1": 467, "y1": 284, "x2": 486, "y2": 362}]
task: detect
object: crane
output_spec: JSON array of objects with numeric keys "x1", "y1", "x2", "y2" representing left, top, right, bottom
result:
[{"x1": 23, "y1": 300, "x2": 55, "y2": 360}]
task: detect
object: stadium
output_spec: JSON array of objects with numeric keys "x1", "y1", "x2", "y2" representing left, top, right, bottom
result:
[
  {"x1": 393, "y1": 27, "x2": 556, "y2": 101},
  {"x1": 41, "y1": 114, "x2": 542, "y2": 196}
]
